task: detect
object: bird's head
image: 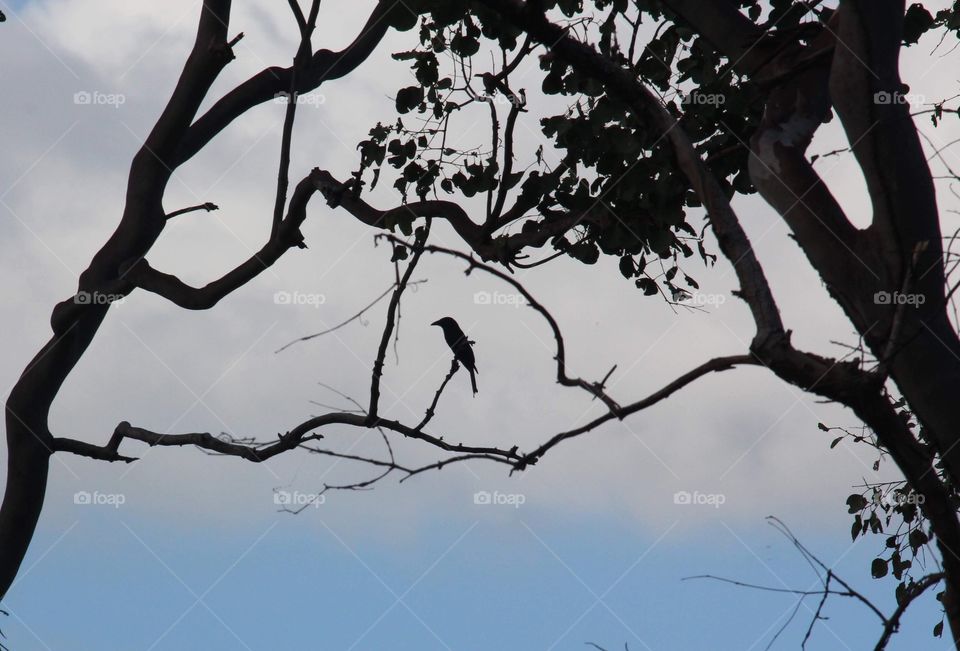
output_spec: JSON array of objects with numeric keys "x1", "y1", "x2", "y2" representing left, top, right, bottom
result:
[{"x1": 431, "y1": 317, "x2": 456, "y2": 329}]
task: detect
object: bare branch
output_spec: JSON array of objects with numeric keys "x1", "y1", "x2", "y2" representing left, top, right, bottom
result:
[
  {"x1": 519, "y1": 354, "x2": 756, "y2": 468},
  {"x1": 313, "y1": 169, "x2": 607, "y2": 264},
  {"x1": 271, "y1": 0, "x2": 320, "y2": 240},
  {"x1": 475, "y1": 0, "x2": 785, "y2": 345},
  {"x1": 876, "y1": 572, "x2": 945, "y2": 650},
  {"x1": 127, "y1": 169, "x2": 322, "y2": 309},
  {"x1": 368, "y1": 222, "x2": 430, "y2": 420},
  {"x1": 275, "y1": 280, "x2": 427, "y2": 353},
  {"x1": 416, "y1": 359, "x2": 460, "y2": 431},
  {"x1": 402, "y1": 239, "x2": 626, "y2": 413},
  {"x1": 174, "y1": 1, "x2": 395, "y2": 168},
  {"x1": 165, "y1": 202, "x2": 219, "y2": 220}
]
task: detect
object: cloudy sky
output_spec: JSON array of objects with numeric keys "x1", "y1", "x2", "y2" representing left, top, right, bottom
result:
[{"x1": 1, "y1": 0, "x2": 959, "y2": 649}]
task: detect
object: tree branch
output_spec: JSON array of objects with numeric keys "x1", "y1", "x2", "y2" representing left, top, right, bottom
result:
[
  {"x1": 173, "y1": 0, "x2": 395, "y2": 168},
  {"x1": 313, "y1": 168, "x2": 608, "y2": 264},
  {"x1": 476, "y1": 0, "x2": 785, "y2": 346},
  {"x1": 368, "y1": 222, "x2": 430, "y2": 420},
  {"x1": 126, "y1": 169, "x2": 322, "y2": 309}
]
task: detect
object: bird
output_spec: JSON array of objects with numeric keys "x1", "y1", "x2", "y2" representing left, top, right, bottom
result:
[{"x1": 431, "y1": 317, "x2": 478, "y2": 395}]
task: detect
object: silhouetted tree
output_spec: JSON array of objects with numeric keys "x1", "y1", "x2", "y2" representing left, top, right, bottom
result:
[{"x1": 4, "y1": 1, "x2": 960, "y2": 647}]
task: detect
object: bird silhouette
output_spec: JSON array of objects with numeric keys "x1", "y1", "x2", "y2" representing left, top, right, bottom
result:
[{"x1": 431, "y1": 317, "x2": 478, "y2": 395}]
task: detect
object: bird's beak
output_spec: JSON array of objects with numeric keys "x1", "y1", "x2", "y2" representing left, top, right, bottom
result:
[{"x1": 430, "y1": 320, "x2": 440, "y2": 326}]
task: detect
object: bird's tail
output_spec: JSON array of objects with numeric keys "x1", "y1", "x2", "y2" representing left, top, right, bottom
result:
[{"x1": 469, "y1": 368, "x2": 478, "y2": 396}]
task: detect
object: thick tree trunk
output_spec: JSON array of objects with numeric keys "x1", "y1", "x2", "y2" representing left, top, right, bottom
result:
[
  {"x1": 0, "y1": 306, "x2": 108, "y2": 599},
  {"x1": 0, "y1": 425, "x2": 50, "y2": 599},
  {"x1": 889, "y1": 312, "x2": 960, "y2": 470},
  {"x1": 0, "y1": 0, "x2": 394, "y2": 601}
]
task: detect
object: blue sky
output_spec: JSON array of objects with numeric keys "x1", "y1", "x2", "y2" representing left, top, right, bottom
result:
[
  {"x1": 4, "y1": 501, "x2": 947, "y2": 650},
  {"x1": 2, "y1": 0, "x2": 959, "y2": 649}
]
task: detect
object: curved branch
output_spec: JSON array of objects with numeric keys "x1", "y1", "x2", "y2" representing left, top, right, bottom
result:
[
  {"x1": 476, "y1": 0, "x2": 785, "y2": 346},
  {"x1": 403, "y1": 239, "x2": 626, "y2": 413},
  {"x1": 313, "y1": 169, "x2": 607, "y2": 263},
  {"x1": 519, "y1": 354, "x2": 756, "y2": 468},
  {"x1": 127, "y1": 169, "x2": 322, "y2": 309},
  {"x1": 174, "y1": 1, "x2": 395, "y2": 168},
  {"x1": 876, "y1": 572, "x2": 945, "y2": 650}
]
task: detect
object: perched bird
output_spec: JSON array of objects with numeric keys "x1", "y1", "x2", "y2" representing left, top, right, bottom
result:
[{"x1": 431, "y1": 317, "x2": 478, "y2": 395}]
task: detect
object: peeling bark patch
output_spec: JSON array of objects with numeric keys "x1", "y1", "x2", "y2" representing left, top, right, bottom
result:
[{"x1": 752, "y1": 113, "x2": 821, "y2": 180}]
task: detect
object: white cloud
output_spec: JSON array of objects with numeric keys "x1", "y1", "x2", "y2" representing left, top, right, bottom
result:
[{"x1": 1, "y1": 0, "x2": 955, "y2": 544}]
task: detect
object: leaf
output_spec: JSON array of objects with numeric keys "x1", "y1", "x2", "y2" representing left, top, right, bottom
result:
[
  {"x1": 830, "y1": 436, "x2": 843, "y2": 449},
  {"x1": 903, "y1": 3, "x2": 935, "y2": 45},
  {"x1": 846, "y1": 494, "x2": 868, "y2": 513},
  {"x1": 635, "y1": 278, "x2": 659, "y2": 296},
  {"x1": 395, "y1": 86, "x2": 424, "y2": 114},
  {"x1": 891, "y1": 551, "x2": 911, "y2": 580},
  {"x1": 450, "y1": 33, "x2": 480, "y2": 56},
  {"x1": 934, "y1": 620, "x2": 944, "y2": 637},
  {"x1": 817, "y1": 422, "x2": 829, "y2": 431},
  {"x1": 909, "y1": 528, "x2": 929, "y2": 551},
  {"x1": 871, "y1": 557, "x2": 888, "y2": 579},
  {"x1": 391, "y1": 245, "x2": 408, "y2": 262}
]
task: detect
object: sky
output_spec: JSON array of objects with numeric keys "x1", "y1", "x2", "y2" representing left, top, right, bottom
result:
[{"x1": 1, "y1": 0, "x2": 960, "y2": 649}]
